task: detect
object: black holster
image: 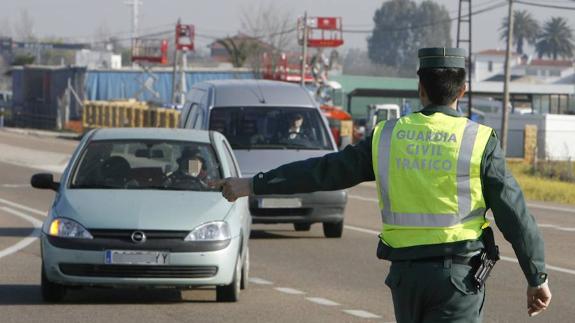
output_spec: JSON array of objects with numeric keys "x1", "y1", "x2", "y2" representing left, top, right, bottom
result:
[{"x1": 472, "y1": 226, "x2": 500, "y2": 289}]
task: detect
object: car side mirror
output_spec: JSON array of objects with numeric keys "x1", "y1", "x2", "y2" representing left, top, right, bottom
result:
[{"x1": 31, "y1": 173, "x2": 60, "y2": 191}]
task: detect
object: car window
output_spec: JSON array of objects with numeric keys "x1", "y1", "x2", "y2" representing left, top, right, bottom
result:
[
  {"x1": 209, "y1": 107, "x2": 333, "y2": 150},
  {"x1": 70, "y1": 140, "x2": 222, "y2": 191}
]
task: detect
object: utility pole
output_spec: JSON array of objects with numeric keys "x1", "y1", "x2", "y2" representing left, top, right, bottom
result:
[
  {"x1": 457, "y1": 0, "x2": 473, "y2": 119},
  {"x1": 125, "y1": 0, "x2": 142, "y2": 40},
  {"x1": 501, "y1": 0, "x2": 514, "y2": 155},
  {"x1": 172, "y1": 19, "x2": 181, "y2": 105},
  {"x1": 126, "y1": 0, "x2": 142, "y2": 66},
  {"x1": 300, "y1": 12, "x2": 308, "y2": 87}
]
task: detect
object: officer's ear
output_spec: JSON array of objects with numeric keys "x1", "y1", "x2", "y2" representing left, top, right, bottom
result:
[
  {"x1": 457, "y1": 83, "x2": 467, "y2": 100},
  {"x1": 418, "y1": 82, "x2": 427, "y2": 101}
]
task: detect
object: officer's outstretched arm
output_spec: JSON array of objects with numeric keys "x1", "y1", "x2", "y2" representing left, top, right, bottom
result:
[{"x1": 211, "y1": 134, "x2": 376, "y2": 202}]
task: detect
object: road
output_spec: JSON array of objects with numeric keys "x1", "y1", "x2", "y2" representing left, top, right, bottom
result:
[{"x1": 0, "y1": 129, "x2": 573, "y2": 322}]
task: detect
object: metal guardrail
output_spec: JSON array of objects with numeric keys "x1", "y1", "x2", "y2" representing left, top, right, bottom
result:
[{"x1": 83, "y1": 101, "x2": 180, "y2": 129}]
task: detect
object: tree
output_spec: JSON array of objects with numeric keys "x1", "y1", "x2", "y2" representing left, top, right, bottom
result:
[
  {"x1": 535, "y1": 17, "x2": 574, "y2": 60},
  {"x1": 240, "y1": 3, "x2": 296, "y2": 71},
  {"x1": 13, "y1": 9, "x2": 35, "y2": 41},
  {"x1": 216, "y1": 36, "x2": 262, "y2": 68},
  {"x1": 240, "y1": 3, "x2": 295, "y2": 54},
  {"x1": 368, "y1": 0, "x2": 451, "y2": 76},
  {"x1": 499, "y1": 10, "x2": 539, "y2": 55}
]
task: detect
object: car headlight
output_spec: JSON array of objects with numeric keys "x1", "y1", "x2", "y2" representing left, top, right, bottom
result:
[
  {"x1": 185, "y1": 221, "x2": 231, "y2": 241},
  {"x1": 46, "y1": 218, "x2": 93, "y2": 239}
]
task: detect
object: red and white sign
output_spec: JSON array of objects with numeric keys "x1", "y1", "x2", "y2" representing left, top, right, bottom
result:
[{"x1": 315, "y1": 17, "x2": 338, "y2": 30}]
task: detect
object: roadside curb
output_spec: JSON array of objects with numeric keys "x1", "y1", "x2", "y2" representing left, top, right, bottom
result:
[{"x1": 0, "y1": 127, "x2": 81, "y2": 140}]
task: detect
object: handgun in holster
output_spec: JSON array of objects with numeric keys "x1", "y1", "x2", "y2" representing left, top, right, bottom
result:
[{"x1": 472, "y1": 226, "x2": 500, "y2": 289}]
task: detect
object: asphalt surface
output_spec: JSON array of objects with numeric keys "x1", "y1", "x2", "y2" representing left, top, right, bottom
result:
[{"x1": 0, "y1": 129, "x2": 574, "y2": 322}]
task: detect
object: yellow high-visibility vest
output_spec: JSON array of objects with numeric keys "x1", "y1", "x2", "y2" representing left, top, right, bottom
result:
[{"x1": 372, "y1": 112, "x2": 493, "y2": 248}]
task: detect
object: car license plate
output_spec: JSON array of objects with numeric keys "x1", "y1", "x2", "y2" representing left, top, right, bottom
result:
[
  {"x1": 105, "y1": 250, "x2": 169, "y2": 265},
  {"x1": 259, "y1": 198, "x2": 302, "y2": 208}
]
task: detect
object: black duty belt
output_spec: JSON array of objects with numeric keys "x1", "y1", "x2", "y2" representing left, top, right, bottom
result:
[{"x1": 397, "y1": 254, "x2": 479, "y2": 266}]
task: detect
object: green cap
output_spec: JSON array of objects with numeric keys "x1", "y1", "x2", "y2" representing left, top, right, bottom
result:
[{"x1": 418, "y1": 47, "x2": 466, "y2": 69}]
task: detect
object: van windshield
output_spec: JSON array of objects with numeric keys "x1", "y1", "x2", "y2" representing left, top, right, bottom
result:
[{"x1": 209, "y1": 107, "x2": 333, "y2": 150}]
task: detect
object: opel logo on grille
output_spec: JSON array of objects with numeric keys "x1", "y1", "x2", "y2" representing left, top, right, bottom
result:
[{"x1": 131, "y1": 231, "x2": 147, "y2": 244}]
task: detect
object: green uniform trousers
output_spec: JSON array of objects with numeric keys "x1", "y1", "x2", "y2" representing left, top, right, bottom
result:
[{"x1": 385, "y1": 257, "x2": 485, "y2": 323}]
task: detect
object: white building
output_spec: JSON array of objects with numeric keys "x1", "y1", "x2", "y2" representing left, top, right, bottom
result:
[
  {"x1": 473, "y1": 49, "x2": 520, "y2": 82},
  {"x1": 473, "y1": 49, "x2": 574, "y2": 85},
  {"x1": 75, "y1": 50, "x2": 122, "y2": 69}
]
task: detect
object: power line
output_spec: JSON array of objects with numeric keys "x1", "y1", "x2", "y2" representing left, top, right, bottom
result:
[
  {"x1": 515, "y1": 0, "x2": 575, "y2": 10},
  {"x1": 342, "y1": 1, "x2": 507, "y2": 34}
]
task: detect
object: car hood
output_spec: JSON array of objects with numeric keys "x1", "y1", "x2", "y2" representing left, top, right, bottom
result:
[
  {"x1": 233, "y1": 149, "x2": 333, "y2": 177},
  {"x1": 56, "y1": 190, "x2": 231, "y2": 231}
]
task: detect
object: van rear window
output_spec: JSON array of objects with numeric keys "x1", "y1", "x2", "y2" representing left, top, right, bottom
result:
[{"x1": 210, "y1": 107, "x2": 333, "y2": 150}]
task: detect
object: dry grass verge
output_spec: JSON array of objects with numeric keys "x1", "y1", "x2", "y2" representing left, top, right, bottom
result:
[{"x1": 507, "y1": 161, "x2": 575, "y2": 206}]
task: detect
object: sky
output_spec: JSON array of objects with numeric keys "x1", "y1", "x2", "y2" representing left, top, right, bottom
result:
[{"x1": 0, "y1": 0, "x2": 574, "y2": 56}]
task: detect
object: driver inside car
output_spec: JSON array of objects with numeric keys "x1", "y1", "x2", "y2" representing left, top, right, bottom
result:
[
  {"x1": 165, "y1": 149, "x2": 209, "y2": 189},
  {"x1": 286, "y1": 114, "x2": 308, "y2": 140}
]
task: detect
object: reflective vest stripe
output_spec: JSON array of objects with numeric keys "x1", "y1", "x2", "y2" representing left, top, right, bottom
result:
[
  {"x1": 456, "y1": 120, "x2": 479, "y2": 217},
  {"x1": 377, "y1": 118, "x2": 482, "y2": 228},
  {"x1": 382, "y1": 208, "x2": 486, "y2": 227},
  {"x1": 376, "y1": 119, "x2": 398, "y2": 221}
]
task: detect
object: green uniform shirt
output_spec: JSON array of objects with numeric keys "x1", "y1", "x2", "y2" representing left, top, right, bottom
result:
[{"x1": 252, "y1": 105, "x2": 547, "y2": 287}]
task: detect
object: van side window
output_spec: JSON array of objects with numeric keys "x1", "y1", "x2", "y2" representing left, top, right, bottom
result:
[
  {"x1": 185, "y1": 103, "x2": 199, "y2": 129},
  {"x1": 180, "y1": 102, "x2": 193, "y2": 128},
  {"x1": 222, "y1": 141, "x2": 238, "y2": 177},
  {"x1": 193, "y1": 107, "x2": 204, "y2": 129}
]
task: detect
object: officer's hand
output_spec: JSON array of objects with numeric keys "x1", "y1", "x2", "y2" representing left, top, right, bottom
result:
[
  {"x1": 527, "y1": 282, "x2": 551, "y2": 317},
  {"x1": 209, "y1": 178, "x2": 252, "y2": 202}
]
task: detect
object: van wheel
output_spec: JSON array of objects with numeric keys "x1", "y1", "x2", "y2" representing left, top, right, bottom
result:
[
  {"x1": 41, "y1": 266, "x2": 67, "y2": 302},
  {"x1": 323, "y1": 221, "x2": 343, "y2": 238},
  {"x1": 240, "y1": 247, "x2": 249, "y2": 290},
  {"x1": 216, "y1": 254, "x2": 241, "y2": 302},
  {"x1": 293, "y1": 223, "x2": 311, "y2": 231}
]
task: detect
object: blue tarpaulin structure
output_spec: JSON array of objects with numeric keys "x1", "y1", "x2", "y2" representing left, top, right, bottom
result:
[
  {"x1": 85, "y1": 70, "x2": 256, "y2": 105},
  {"x1": 10, "y1": 67, "x2": 256, "y2": 128}
]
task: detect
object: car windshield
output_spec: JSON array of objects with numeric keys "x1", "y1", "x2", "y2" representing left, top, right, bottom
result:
[
  {"x1": 209, "y1": 107, "x2": 333, "y2": 150},
  {"x1": 70, "y1": 140, "x2": 222, "y2": 191}
]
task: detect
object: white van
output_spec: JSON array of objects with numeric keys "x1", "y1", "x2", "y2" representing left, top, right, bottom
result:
[{"x1": 180, "y1": 80, "x2": 347, "y2": 238}]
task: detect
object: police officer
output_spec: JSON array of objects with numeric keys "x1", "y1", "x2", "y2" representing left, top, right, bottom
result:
[{"x1": 211, "y1": 47, "x2": 551, "y2": 322}]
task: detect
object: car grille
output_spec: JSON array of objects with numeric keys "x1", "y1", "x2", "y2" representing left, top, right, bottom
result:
[
  {"x1": 59, "y1": 264, "x2": 218, "y2": 278},
  {"x1": 89, "y1": 230, "x2": 189, "y2": 240},
  {"x1": 250, "y1": 207, "x2": 312, "y2": 216}
]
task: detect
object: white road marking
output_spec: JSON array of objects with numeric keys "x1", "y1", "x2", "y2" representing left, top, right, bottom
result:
[
  {"x1": 350, "y1": 195, "x2": 575, "y2": 234},
  {"x1": 306, "y1": 297, "x2": 340, "y2": 306},
  {"x1": 358, "y1": 182, "x2": 377, "y2": 188},
  {"x1": 342, "y1": 309, "x2": 382, "y2": 319},
  {"x1": 344, "y1": 224, "x2": 575, "y2": 276},
  {"x1": 0, "y1": 207, "x2": 43, "y2": 259},
  {"x1": 249, "y1": 277, "x2": 274, "y2": 285},
  {"x1": 0, "y1": 197, "x2": 47, "y2": 217},
  {"x1": 275, "y1": 287, "x2": 305, "y2": 295},
  {"x1": 0, "y1": 184, "x2": 29, "y2": 188},
  {"x1": 486, "y1": 215, "x2": 575, "y2": 232},
  {"x1": 356, "y1": 183, "x2": 575, "y2": 214},
  {"x1": 349, "y1": 194, "x2": 378, "y2": 203}
]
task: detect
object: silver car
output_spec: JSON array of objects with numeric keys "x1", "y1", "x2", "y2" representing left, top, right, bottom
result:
[
  {"x1": 32, "y1": 128, "x2": 251, "y2": 302},
  {"x1": 180, "y1": 80, "x2": 348, "y2": 238}
]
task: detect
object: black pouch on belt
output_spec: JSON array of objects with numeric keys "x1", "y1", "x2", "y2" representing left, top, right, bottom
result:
[{"x1": 472, "y1": 226, "x2": 500, "y2": 289}]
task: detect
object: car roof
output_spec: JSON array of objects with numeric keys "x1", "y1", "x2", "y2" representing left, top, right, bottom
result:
[
  {"x1": 200, "y1": 79, "x2": 317, "y2": 108},
  {"x1": 89, "y1": 128, "x2": 213, "y2": 143}
]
